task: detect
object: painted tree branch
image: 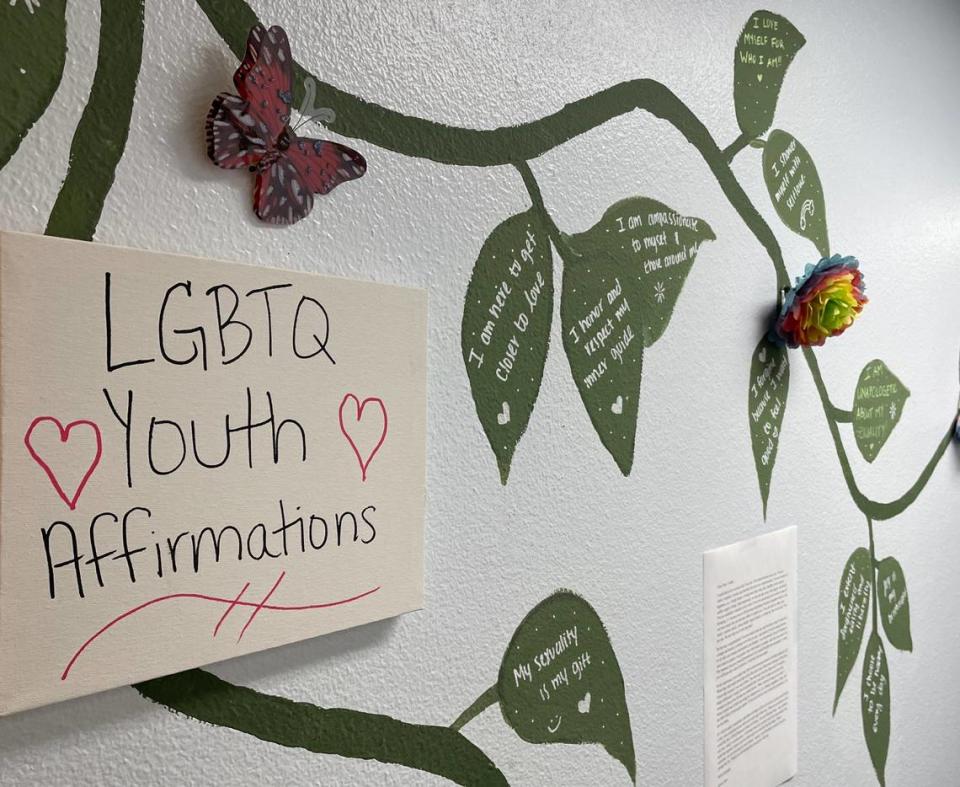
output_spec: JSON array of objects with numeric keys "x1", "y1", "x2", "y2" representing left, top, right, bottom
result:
[
  {"x1": 135, "y1": 669, "x2": 508, "y2": 786},
  {"x1": 195, "y1": 0, "x2": 790, "y2": 293},
  {"x1": 45, "y1": 0, "x2": 144, "y2": 241}
]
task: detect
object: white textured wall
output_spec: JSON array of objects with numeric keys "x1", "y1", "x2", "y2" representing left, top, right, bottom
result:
[{"x1": 1, "y1": 0, "x2": 959, "y2": 784}]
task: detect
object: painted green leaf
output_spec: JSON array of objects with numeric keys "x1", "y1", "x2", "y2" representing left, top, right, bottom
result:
[
  {"x1": 734, "y1": 11, "x2": 805, "y2": 139},
  {"x1": 748, "y1": 336, "x2": 789, "y2": 518},
  {"x1": 762, "y1": 130, "x2": 830, "y2": 257},
  {"x1": 877, "y1": 557, "x2": 912, "y2": 652},
  {"x1": 462, "y1": 211, "x2": 553, "y2": 484},
  {"x1": 0, "y1": 0, "x2": 67, "y2": 172},
  {"x1": 835, "y1": 547, "x2": 872, "y2": 713},
  {"x1": 498, "y1": 591, "x2": 636, "y2": 782},
  {"x1": 861, "y1": 632, "x2": 891, "y2": 786},
  {"x1": 852, "y1": 360, "x2": 910, "y2": 463},
  {"x1": 560, "y1": 246, "x2": 644, "y2": 475},
  {"x1": 568, "y1": 198, "x2": 715, "y2": 346}
]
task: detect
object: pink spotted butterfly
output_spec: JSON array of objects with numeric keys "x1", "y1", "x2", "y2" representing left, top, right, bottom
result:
[{"x1": 206, "y1": 24, "x2": 366, "y2": 225}]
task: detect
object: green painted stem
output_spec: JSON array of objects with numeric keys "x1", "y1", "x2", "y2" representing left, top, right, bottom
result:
[
  {"x1": 515, "y1": 162, "x2": 548, "y2": 222},
  {"x1": 828, "y1": 404, "x2": 854, "y2": 423},
  {"x1": 450, "y1": 684, "x2": 499, "y2": 732},
  {"x1": 803, "y1": 346, "x2": 956, "y2": 521},
  {"x1": 45, "y1": 0, "x2": 144, "y2": 241},
  {"x1": 135, "y1": 669, "x2": 508, "y2": 786},
  {"x1": 195, "y1": 0, "x2": 790, "y2": 291},
  {"x1": 722, "y1": 131, "x2": 752, "y2": 162},
  {"x1": 514, "y1": 161, "x2": 576, "y2": 261},
  {"x1": 867, "y1": 516, "x2": 879, "y2": 633}
]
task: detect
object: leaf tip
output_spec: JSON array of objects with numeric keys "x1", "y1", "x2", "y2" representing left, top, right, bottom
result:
[
  {"x1": 832, "y1": 677, "x2": 843, "y2": 715},
  {"x1": 607, "y1": 742, "x2": 636, "y2": 784}
]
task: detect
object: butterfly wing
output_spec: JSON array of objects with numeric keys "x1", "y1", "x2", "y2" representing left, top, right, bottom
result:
[
  {"x1": 234, "y1": 24, "x2": 294, "y2": 143},
  {"x1": 253, "y1": 158, "x2": 313, "y2": 225},
  {"x1": 205, "y1": 92, "x2": 268, "y2": 169},
  {"x1": 287, "y1": 137, "x2": 367, "y2": 196},
  {"x1": 252, "y1": 138, "x2": 366, "y2": 225}
]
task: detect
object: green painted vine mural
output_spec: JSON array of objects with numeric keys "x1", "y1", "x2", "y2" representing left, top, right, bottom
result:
[
  {"x1": 2, "y1": 0, "x2": 958, "y2": 784},
  {"x1": 0, "y1": 0, "x2": 66, "y2": 171}
]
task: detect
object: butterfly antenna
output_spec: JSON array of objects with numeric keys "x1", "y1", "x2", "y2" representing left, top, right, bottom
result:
[
  {"x1": 291, "y1": 109, "x2": 311, "y2": 132},
  {"x1": 292, "y1": 108, "x2": 337, "y2": 133}
]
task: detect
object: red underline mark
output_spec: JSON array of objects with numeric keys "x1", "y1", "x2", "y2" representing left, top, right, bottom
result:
[
  {"x1": 214, "y1": 581, "x2": 250, "y2": 637},
  {"x1": 61, "y1": 579, "x2": 381, "y2": 681},
  {"x1": 238, "y1": 571, "x2": 285, "y2": 643}
]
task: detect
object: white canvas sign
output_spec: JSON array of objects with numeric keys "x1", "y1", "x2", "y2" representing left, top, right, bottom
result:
[{"x1": 0, "y1": 231, "x2": 426, "y2": 714}]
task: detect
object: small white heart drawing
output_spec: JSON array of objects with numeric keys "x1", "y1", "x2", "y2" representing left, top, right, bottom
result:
[
  {"x1": 497, "y1": 402, "x2": 511, "y2": 425},
  {"x1": 577, "y1": 692, "x2": 591, "y2": 714},
  {"x1": 611, "y1": 396, "x2": 623, "y2": 415},
  {"x1": 758, "y1": 346, "x2": 767, "y2": 363},
  {"x1": 757, "y1": 73, "x2": 764, "y2": 83}
]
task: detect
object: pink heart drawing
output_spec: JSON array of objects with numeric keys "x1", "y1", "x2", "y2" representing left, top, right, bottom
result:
[
  {"x1": 338, "y1": 394, "x2": 388, "y2": 482},
  {"x1": 24, "y1": 416, "x2": 103, "y2": 510}
]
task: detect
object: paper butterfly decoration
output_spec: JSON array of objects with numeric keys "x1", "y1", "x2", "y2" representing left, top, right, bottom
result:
[{"x1": 206, "y1": 24, "x2": 366, "y2": 225}]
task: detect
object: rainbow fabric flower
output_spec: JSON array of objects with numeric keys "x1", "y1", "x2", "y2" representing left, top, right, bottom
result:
[{"x1": 771, "y1": 255, "x2": 867, "y2": 348}]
